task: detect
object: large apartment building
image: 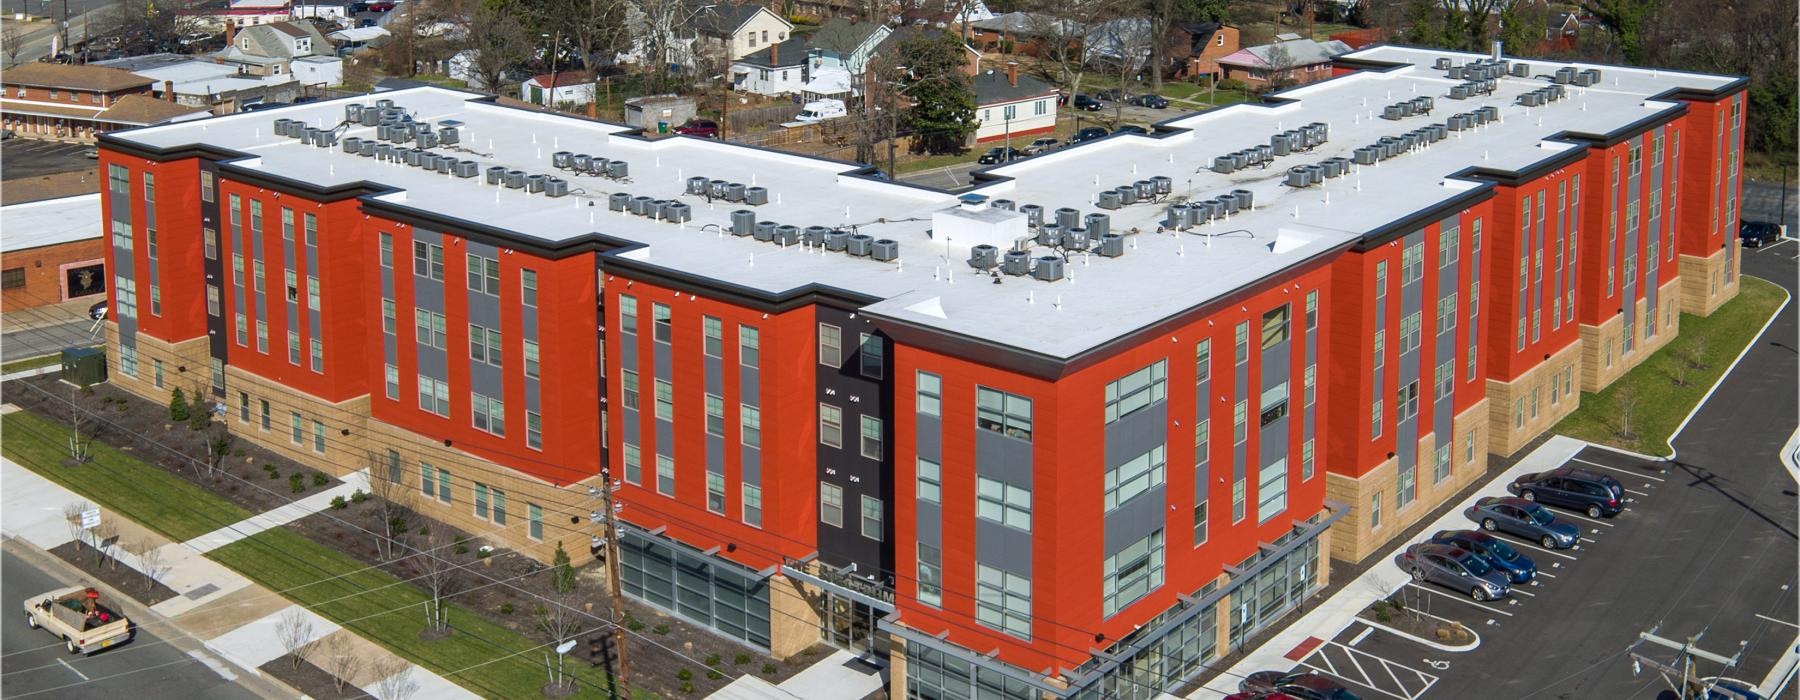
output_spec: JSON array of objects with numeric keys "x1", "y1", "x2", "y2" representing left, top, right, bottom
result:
[{"x1": 95, "y1": 44, "x2": 1743, "y2": 699}]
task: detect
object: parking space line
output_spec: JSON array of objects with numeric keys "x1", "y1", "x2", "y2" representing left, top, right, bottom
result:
[
  {"x1": 1347, "y1": 647, "x2": 1374, "y2": 687},
  {"x1": 1349, "y1": 627, "x2": 1373, "y2": 646},
  {"x1": 1571, "y1": 457, "x2": 1666, "y2": 481},
  {"x1": 1534, "y1": 571, "x2": 1557, "y2": 578},
  {"x1": 1493, "y1": 533, "x2": 1579, "y2": 560},
  {"x1": 1579, "y1": 537, "x2": 1599, "y2": 544},
  {"x1": 1298, "y1": 640, "x2": 1441, "y2": 700},
  {"x1": 1558, "y1": 511, "x2": 1617, "y2": 527},
  {"x1": 1510, "y1": 588, "x2": 1536, "y2": 597},
  {"x1": 1624, "y1": 488, "x2": 1651, "y2": 496},
  {"x1": 1406, "y1": 583, "x2": 1515, "y2": 616},
  {"x1": 1310, "y1": 648, "x2": 1341, "y2": 676},
  {"x1": 1755, "y1": 613, "x2": 1799, "y2": 629}
]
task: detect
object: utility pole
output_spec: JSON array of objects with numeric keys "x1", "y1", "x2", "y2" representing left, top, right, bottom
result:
[
  {"x1": 1629, "y1": 626, "x2": 1745, "y2": 699},
  {"x1": 593, "y1": 470, "x2": 630, "y2": 692}
]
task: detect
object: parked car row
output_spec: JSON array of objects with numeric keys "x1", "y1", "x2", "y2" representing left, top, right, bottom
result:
[
  {"x1": 972, "y1": 124, "x2": 1154, "y2": 165},
  {"x1": 1065, "y1": 91, "x2": 1171, "y2": 112},
  {"x1": 1232, "y1": 671, "x2": 1362, "y2": 699}
]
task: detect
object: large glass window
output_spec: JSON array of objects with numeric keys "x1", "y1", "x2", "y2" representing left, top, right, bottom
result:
[
  {"x1": 1104, "y1": 445, "x2": 1166, "y2": 511},
  {"x1": 819, "y1": 404, "x2": 843, "y2": 447},
  {"x1": 975, "y1": 565, "x2": 1031, "y2": 639},
  {"x1": 820, "y1": 482, "x2": 843, "y2": 526},
  {"x1": 916, "y1": 458, "x2": 941, "y2": 503},
  {"x1": 1257, "y1": 458, "x2": 1287, "y2": 521},
  {"x1": 976, "y1": 477, "x2": 1031, "y2": 530},
  {"x1": 1103, "y1": 530, "x2": 1164, "y2": 617},
  {"x1": 977, "y1": 388, "x2": 1033, "y2": 441},
  {"x1": 1104, "y1": 361, "x2": 1166, "y2": 424},
  {"x1": 916, "y1": 372, "x2": 941, "y2": 417},
  {"x1": 1260, "y1": 305, "x2": 1289, "y2": 349},
  {"x1": 618, "y1": 530, "x2": 772, "y2": 648}
]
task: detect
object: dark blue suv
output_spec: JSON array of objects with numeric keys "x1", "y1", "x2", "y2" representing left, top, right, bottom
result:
[
  {"x1": 1508, "y1": 466, "x2": 1624, "y2": 518},
  {"x1": 1428, "y1": 529, "x2": 1536, "y2": 583}
]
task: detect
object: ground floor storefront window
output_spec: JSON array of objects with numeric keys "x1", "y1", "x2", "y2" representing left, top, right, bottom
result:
[{"x1": 619, "y1": 528, "x2": 772, "y2": 648}]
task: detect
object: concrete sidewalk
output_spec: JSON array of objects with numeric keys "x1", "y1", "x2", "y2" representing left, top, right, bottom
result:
[
  {"x1": 1193, "y1": 436, "x2": 1588, "y2": 698},
  {"x1": 183, "y1": 469, "x2": 369, "y2": 554},
  {"x1": 0, "y1": 455, "x2": 476, "y2": 699}
]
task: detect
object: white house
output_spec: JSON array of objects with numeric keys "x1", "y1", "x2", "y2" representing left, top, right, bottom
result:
[
  {"x1": 730, "y1": 37, "x2": 809, "y2": 95},
  {"x1": 971, "y1": 65, "x2": 1057, "y2": 144},
  {"x1": 728, "y1": 19, "x2": 892, "y2": 98},
  {"x1": 217, "y1": 21, "x2": 341, "y2": 81},
  {"x1": 691, "y1": 2, "x2": 793, "y2": 62},
  {"x1": 520, "y1": 72, "x2": 597, "y2": 108}
]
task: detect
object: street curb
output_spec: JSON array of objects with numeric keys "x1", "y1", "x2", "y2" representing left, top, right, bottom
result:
[
  {"x1": 1354, "y1": 613, "x2": 1481, "y2": 652},
  {"x1": 1, "y1": 535, "x2": 306, "y2": 700},
  {"x1": 1656, "y1": 275, "x2": 1791, "y2": 461}
]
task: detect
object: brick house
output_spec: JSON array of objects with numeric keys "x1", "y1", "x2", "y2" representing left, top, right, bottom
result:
[
  {"x1": 0, "y1": 63, "x2": 208, "y2": 142},
  {"x1": 0, "y1": 194, "x2": 107, "y2": 311}
]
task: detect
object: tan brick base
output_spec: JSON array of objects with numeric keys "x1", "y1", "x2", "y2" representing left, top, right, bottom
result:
[
  {"x1": 768, "y1": 574, "x2": 824, "y2": 660},
  {"x1": 1324, "y1": 400, "x2": 1489, "y2": 563},
  {"x1": 223, "y1": 366, "x2": 371, "y2": 479},
  {"x1": 1578, "y1": 282, "x2": 1683, "y2": 393},
  {"x1": 1487, "y1": 341, "x2": 1583, "y2": 456},
  {"x1": 103, "y1": 323, "x2": 211, "y2": 406},
  {"x1": 1680, "y1": 247, "x2": 1740, "y2": 318}
]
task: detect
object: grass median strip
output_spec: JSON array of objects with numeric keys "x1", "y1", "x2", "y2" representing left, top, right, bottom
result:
[
  {"x1": 1, "y1": 352, "x2": 70, "y2": 375},
  {"x1": 1553, "y1": 276, "x2": 1787, "y2": 455},
  {"x1": 1, "y1": 410, "x2": 252, "y2": 541}
]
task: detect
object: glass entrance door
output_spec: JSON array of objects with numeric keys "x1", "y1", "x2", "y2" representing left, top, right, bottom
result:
[{"x1": 822, "y1": 595, "x2": 881, "y2": 653}]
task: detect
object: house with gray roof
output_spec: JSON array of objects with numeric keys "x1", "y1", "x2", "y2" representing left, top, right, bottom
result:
[
  {"x1": 217, "y1": 20, "x2": 343, "y2": 85},
  {"x1": 1217, "y1": 34, "x2": 1352, "y2": 89}
]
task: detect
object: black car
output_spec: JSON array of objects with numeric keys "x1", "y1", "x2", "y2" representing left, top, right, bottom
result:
[
  {"x1": 976, "y1": 147, "x2": 1020, "y2": 164},
  {"x1": 1740, "y1": 220, "x2": 1783, "y2": 248},
  {"x1": 1240, "y1": 671, "x2": 1362, "y2": 700},
  {"x1": 1507, "y1": 466, "x2": 1624, "y2": 518},
  {"x1": 1072, "y1": 94, "x2": 1103, "y2": 111},
  {"x1": 1094, "y1": 88, "x2": 1128, "y2": 101},
  {"x1": 1128, "y1": 94, "x2": 1169, "y2": 108},
  {"x1": 1112, "y1": 124, "x2": 1149, "y2": 135},
  {"x1": 1069, "y1": 126, "x2": 1109, "y2": 144}
]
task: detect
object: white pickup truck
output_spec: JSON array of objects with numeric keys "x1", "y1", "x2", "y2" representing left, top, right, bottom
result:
[{"x1": 22, "y1": 586, "x2": 132, "y2": 654}]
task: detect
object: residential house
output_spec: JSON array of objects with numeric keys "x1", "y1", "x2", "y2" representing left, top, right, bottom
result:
[
  {"x1": 520, "y1": 73, "x2": 598, "y2": 108},
  {"x1": 217, "y1": 20, "x2": 343, "y2": 85},
  {"x1": 1170, "y1": 21, "x2": 1238, "y2": 80},
  {"x1": 731, "y1": 38, "x2": 810, "y2": 95},
  {"x1": 692, "y1": 2, "x2": 794, "y2": 63},
  {"x1": 968, "y1": 11, "x2": 1077, "y2": 57},
  {"x1": 971, "y1": 64, "x2": 1057, "y2": 143},
  {"x1": 0, "y1": 63, "x2": 207, "y2": 141},
  {"x1": 729, "y1": 19, "x2": 891, "y2": 98},
  {"x1": 95, "y1": 53, "x2": 304, "y2": 114},
  {"x1": 1217, "y1": 34, "x2": 1352, "y2": 89},
  {"x1": 184, "y1": 0, "x2": 293, "y2": 30},
  {"x1": 898, "y1": 0, "x2": 995, "y2": 30}
]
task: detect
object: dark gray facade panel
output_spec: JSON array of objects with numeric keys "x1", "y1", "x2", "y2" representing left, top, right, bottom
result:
[
  {"x1": 975, "y1": 519, "x2": 1031, "y2": 577},
  {"x1": 1104, "y1": 485, "x2": 1166, "y2": 554}
]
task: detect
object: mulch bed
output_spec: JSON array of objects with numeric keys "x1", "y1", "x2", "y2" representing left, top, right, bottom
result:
[
  {"x1": 4, "y1": 375, "x2": 344, "y2": 517},
  {"x1": 259, "y1": 653, "x2": 375, "y2": 699},
  {"x1": 1357, "y1": 598, "x2": 1475, "y2": 645},
  {"x1": 48, "y1": 540, "x2": 180, "y2": 606}
]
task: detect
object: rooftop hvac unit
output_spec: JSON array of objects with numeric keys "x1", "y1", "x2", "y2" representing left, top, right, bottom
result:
[
  {"x1": 417, "y1": 131, "x2": 438, "y2": 149},
  {"x1": 1354, "y1": 146, "x2": 1379, "y2": 165},
  {"x1": 1253, "y1": 145, "x2": 1274, "y2": 165},
  {"x1": 1551, "y1": 84, "x2": 1566, "y2": 100},
  {"x1": 1479, "y1": 105, "x2": 1499, "y2": 121},
  {"x1": 1322, "y1": 158, "x2": 1345, "y2": 178},
  {"x1": 990, "y1": 199, "x2": 1016, "y2": 211},
  {"x1": 1212, "y1": 155, "x2": 1236, "y2": 174},
  {"x1": 570, "y1": 154, "x2": 592, "y2": 172},
  {"x1": 403, "y1": 149, "x2": 423, "y2": 166},
  {"x1": 1435, "y1": 57, "x2": 1452, "y2": 70},
  {"x1": 1231, "y1": 188, "x2": 1255, "y2": 209},
  {"x1": 1217, "y1": 192, "x2": 1239, "y2": 214},
  {"x1": 454, "y1": 160, "x2": 479, "y2": 178},
  {"x1": 345, "y1": 104, "x2": 364, "y2": 122},
  {"x1": 1554, "y1": 67, "x2": 1576, "y2": 84},
  {"x1": 545, "y1": 177, "x2": 569, "y2": 197},
  {"x1": 359, "y1": 108, "x2": 381, "y2": 126},
  {"x1": 375, "y1": 98, "x2": 394, "y2": 110},
  {"x1": 438, "y1": 127, "x2": 459, "y2": 145},
  {"x1": 588, "y1": 157, "x2": 610, "y2": 176},
  {"x1": 630, "y1": 195, "x2": 656, "y2": 216},
  {"x1": 1272, "y1": 133, "x2": 1292, "y2": 156},
  {"x1": 847, "y1": 234, "x2": 874, "y2": 256},
  {"x1": 1482, "y1": 78, "x2": 1496, "y2": 93},
  {"x1": 744, "y1": 187, "x2": 769, "y2": 206},
  {"x1": 724, "y1": 183, "x2": 747, "y2": 202},
  {"x1": 871, "y1": 239, "x2": 898, "y2": 262},
  {"x1": 607, "y1": 160, "x2": 629, "y2": 179},
  {"x1": 1512, "y1": 62, "x2": 1530, "y2": 77},
  {"x1": 731, "y1": 210, "x2": 756, "y2": 235},
  {"x1": 1450, "y1": 84, "x2": 1471, "y2": 100},
  {"x1": 552, "y1": 151, "x2": 573, "y2": 169},
  {"x1": 1097, "y1": 191, "x2": 1123, "y2": 210},
  {"x1": 1085, "y1": 212, "x2": 1111, "y2": 237},
  {"x1": 1414, "y1": 96, "x2": 1434, "y2": 113},
  {"x1": 1227, "y1": 151, "x2": 1248, "y2": 169},
  {"x1": 1019, "y1": 204, "x2": 1044, "y2": 228},
  {"x1": 1054, "y1": 207, "x2": 1079, "y2": 230},
  {"x1": 1116, "y1": 185, "x2": 1138, "y2": 206},
  {"x1": 1002, "y1": 250, "x2": 1032, "y2": 275},
  {"x1": 1166, "y1": 203, "x2": 1190, "y2": 228},
  {"x1": 753, "y1": 221, "x2": 777, "y2": 242},
  {"x1": 1382, "y1": 104, "x2": 1404, "y2": 120},
  {"x1": 1398, "y1": 101, "x2": 1415, "y2": 117},
  {"x1": 1099, "y1": 233, "x2": 1124, "y2": 258},
  {"x1": 1519, "y1": 92, "x2": 1543, "y2": 107},
  {"x1": 526, "y1": 174, "x2": 546, "y2": 193},
  {"x1": 359, "y1": 141, "x2": 377, "y2": 156},
  {"x1": 1195, "y1": 199, "x2": 1220, "y2": 221},
  {"x1": 687, "y1": 176, "x2": 710, "y2": 195},
  {"x1": 609, "y1": 192, "x2": 631, "y2": 211},
  {"x1": 1286, "y1": 166, "x2": 1311, "y2": 188},
  {"x1": 824, "y1": 229, "x2": 849, "y2": 250},
  {"x1": 505, "y1": 170, "x2": 527, "y2": 189},
  {"x1": 800, "y1": 225, "x2": 829, "y2": 246},
  {"x1": 969, "y1": 244, "x2": 1000, "y2": 269},
  {"x1": 374, "y1": 143, "x2": 394, "y2": 160},
  {"x1": 1134, "y1": 180, "x2": 1154, "y2": 198},
  {"x1": 1038, "y1": 222, "x2": 1062, "y2": 246},
  {"x1": 313, "y1": 129, "x2": 334, "y2": 148},
  {"x1": 342, "y1": 136, "x2": 363, "y2": 153},
  {"x1": 489, "y1": 165, "x2": 510, "y2": 184},
  {"x1": 1032, "y1": 256, "x2": 1065, "y2": 282},
  {"x1": 1583, "y1": 68, "x2": 1601, "y2": 83},
  {"x1": 705, "y1": 179, "x2": 727, "y2": 198},
  {"x1": 663, "y1": 201, "x2": 693, "y2": 221},
  {"x1": 1446, "y1": 65, "x2": 1463, "y2": 80},
  {"x1": 1062, "y1": 227, "x2": 1090, "y2": 251},
  {"x1": 273, "y1": 118, "x2": 292, "y2": 135},
  {"x1": 775, "y1": 225, "x2": 801, "y2": 245}
]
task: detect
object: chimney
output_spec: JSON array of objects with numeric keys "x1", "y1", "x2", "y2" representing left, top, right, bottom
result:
[
  {"x1": 224, "y1": 20, "x2": 236, "y2": 48},
  {"x1": 163, "y1": 80, "x2": 175, "y2": 102},
  {"x1": 1490, "y1": 39, "x2": 1503, "y2": 61},
  {"x1": 1006, "y1": 61, "x2": 1018, "y2": 87},
  {"x1": 770, "y1": 40, "x2": 778, "y2": 66}
]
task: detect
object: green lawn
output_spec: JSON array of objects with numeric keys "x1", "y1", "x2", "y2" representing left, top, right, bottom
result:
[
  {"x1": 1, "y1": 353, "x2": 67, "y2": 374},
  {"x1": 1, "y1": 410, "x2": 252, "y2": 541},
  {"x1": 1552, "y1": 276, "x2": 1788, "y2": 455},
  {"x1": 211, "y1": 530, "x2": 649, "y2": 699}
]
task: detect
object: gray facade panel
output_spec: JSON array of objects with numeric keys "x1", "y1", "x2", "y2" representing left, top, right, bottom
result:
[
  {"x1": 974, "y1": 430, "x2": 1033, "y2": 487},
  {"x1": 1104, "y1": 485, "x2": 1166, "y2": 554},
  {"x1": 974, "y1": 519, "x2": 1031, "y2": 577},
  {"x1": 1103, "y1": 402, "x2": 1166, "y2": 468}
]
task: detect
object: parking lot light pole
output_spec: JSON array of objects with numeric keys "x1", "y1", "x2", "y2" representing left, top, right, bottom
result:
[{"x1": 1630, "y1": 627, "x2": 1744, "y2": 699}]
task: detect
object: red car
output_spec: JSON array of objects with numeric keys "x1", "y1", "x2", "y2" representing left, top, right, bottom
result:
[
  {"x1": 365, "y1": 1, "x2": 396, "y2": 11},
  {"x1": 673, "y1": 119, "x2": 719, "y2": 138}
]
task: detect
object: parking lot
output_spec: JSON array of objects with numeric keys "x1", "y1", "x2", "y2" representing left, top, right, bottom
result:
[{"x1": 1, "y1": 139, "x2": 95, "y2": 179}]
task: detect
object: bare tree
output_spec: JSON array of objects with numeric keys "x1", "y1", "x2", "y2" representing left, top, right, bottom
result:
[
  {"x1": 93, "y1": 519, "x2": 120, "y2": 568},
  {"x1": 419, "y1": 534, "x2": 463, "y2": 634},
  {"x1": 64, "y1": 501, "x2": 90, "y2": 550},
  {"x1": 128, "y1": 540, "x2": 171, "y2": 590},
  {"x1": 2, "y1": 23, "x2": 26, "y2": 67},
  {"x1": 276, "y1": 608, "x2": 318, "y2": 670},
  {"x1": 371, "y1": 656, "x2": 419, "y2": 700},
  {"x1": 67, "y1": 387, "x2": 91, "y2": 464},
  {"x1": 1024, "y1": 0, "x2": 1101, "y2": 98},
  {"x1": 627, "y1": 0, "x2": 705, "y2": 93},
  {"x1": 367, "y1": 450, "x2": 418, "y2": 560},
  {"x1": 91, "y1": 0, "x2": 205, "y2": 55},
  {"x1": 204, "y1": 430, "x2": 235, "y2": 481},
  {"x1": 1262, "y1": 42, "x2": 1300, "y2": 91},
  {"x1": 447, "y1": 0, "x2": 532, "y2": 94},
  {"x1": 315, "y1": 633, "x2": 364, "y2": 693},
  {"x1": 1612, "y1": 385, "x2": 1640, "y2": 440},
  {"x1": 535, "y1": 594, "x2": 586, "y2": 692}
]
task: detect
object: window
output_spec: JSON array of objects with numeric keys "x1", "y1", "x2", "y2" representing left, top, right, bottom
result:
[
  {"x1": 741, "y1": 405, "x2": 760, "y2": 448},
  {"x1": 705, "y1": 394, "x2": 725, "y2": 436},
  {"x1": 379, "y1": 233, "x2": 393, "y2": 267},
  {"x1": 1373, "y1": 330, "x2": 1385, "y2": 372},
  {"x1": 1400, "y1": 311, "x2": 1422, "y2": 353},
  {"x1": 976, "y1": 477, "x2": 1031, "y2": 530},
  {"x1": 916, "y1": 372, "x2": 941, "y2": 416},
  {"x1": 818, "y1": 323, "x2": 841, "y2": 366},
  {"x1": 313, "y1": 420, "x2": 326, "y2": 453},
  {"x1": 916, "y1": 458, "x2": 941, "y2": 503},
  {"x1": 742, "y1": 484, "x2": 762, "y2": 527},
  {"x1": 310, "y1": 339, "x2": 323, "y2": 372},
  {"x1": 285, "y1": 270, "x2": 299, "y2": 302},
  {"x1": 1401, "y1": 241, "x2": 1424, "y2": 284},
  {"x1": 203, "y1": 227, "x2": 217, "y2": 260},
  {"x1": 860, "y1": 496, "x2": 883, "y2": 540},
  {"x1": 620, "y1": 370, "x2": 639, "y2": 409},
  {"x1": 466, "y1": 253, "x2": 500, "y2": 295},
  {"x1": 1258, "y1": 458, "x2": 1287, "y2": 521},
  {"x1": 653, "y1": 379, "x2": 673, "y2": 421},
  {"x1": 1103, "y1": 530, "x2": 1164, "y2": 617},
  {"x1": 623, "y1": 444, "x2": 641, "y2": 484},
  {"x1": 976, "y1": 387, "x2": 1033, "y2": 441},
  {"x1": 256, "y1": 320, "x2": 268, "y2": 353},
  {"x1": 1234, "y1": 322, "x2": 1249, "y2": 365},
  {"x1": 975, "y1": 564, "x2": 1031, "y2": 639},
  {"x1": 1231, "y1": 478, "x2": 1246, "y2": 522},
  {"x1": 291, "y1": 412, "x2": 304, "y2": 444},
  {"x1": 859, "y1": 333, "x2": 884, "y2": 378},
  {"x1": 421, "y1": 463, "x2": 436, "y2": 498},
  {"x1": 1261, "y1": 305, "x2": 1289, "y2": 349},
  {"x1": 1437, "y1": 294, "x2": 1458, "y2": 334},
  {"x1": 702, "y1": 317, "x2": 722, "y2": 357},
  {"x1": 739, "y1": 325, "x2": 758, "y2": 367},
  {"x1": 417, "y1": 376, "x2": 450, "y2": 416},
  {"x1": 521, "y1": 269, "x2": 537, "y2": 307},
  {"x1": 1629, "y1": 144, "x2": 1642, "y2": 176},
  {"x1": 1439, "y1": 225, "x2": 1460, "y2": 267},
  {"x1": 153, "y1": 360, "x2": 163, "y2": 388},
  {"x1": 1233, "y1": 400, "x2": 1248, "y2": 445},
  {"x1": 1397, "y1": 456, "x2": 1416, "y2": 509},
  {"x1": 917, "y1": 544, "x2": 943, "y2": 607},
  {"x1": 416, "y1": 310, "x2": 447, "y2": 349},
  {"x1": 655, "y1": 455, "x2": 675, "y2": 496},
  {"x1": 412, "y1": 241, "x2": 444, "y2": 280},
  {"x1": 819, "y1": 404, "x2": 843, "y2": 447},
  {"x1": 385, "y1": 364, "x2": 399, "y2": 399},
  {"x1": 1104, "y1": 445, "x2": 1165, "y2": 511},
  {"x1": 1302, "y1": 439, "x2": 1315, "y2": 480},
  {"x1": 706, "y1": 473, "x2": 726, "y2": 514},
  {"x1": 859, "y1": 415, "x2": 883, "y2": 460},
  {"x1": 527, "y1": 411, "x2": 542, "y2": 449},
  {"x1": 1304, "y1": 364, "x2": 1316, "y2": 406},
  {"x1": 231, "y1": 255, "x2": 243, "y2": 287},
  {"x1": 200, "y1": 171, "x2": 215, "y2": 203},
  {"x1": 529, "y1": 504, "x2": 544, "y2": 540},
  {"x1": 261, "y1": 400, "x2": 271, "y2": 430},
  {"x1": 306, "y1": 276, "x2": 319, "y2": 310},
  {"x1": 652, "y1": 303, "x2": 671, "y2": 343},
  {"x1": 1435, "y1": 360, "x2": 1453, "y2": 399},
  {"x1": 820, "y1": 482, "x2": 844, "y2": 526},
  {"x1": 253, "y1": 261, "x2": 265, "y2": 293},
  {"x1": 1371, "y1": 397, "x2": 1384, "y2": 438},
  {"x1": 472, "y1": 393, "x2": 505, "y2": 435},
  {"x1": 1104, "y1": 360, "x2": 1166, "y2": 423},
  {"x1": 1397, "y1": 381, "x2": 1420, "y2": 422},
  {"x1": 619, "y1": 295, "x2": 637, "y2": 333},
  {"x1": 1370, "y1": 492, "x2": 1382, "y2": 529},
  {"x1": 1305, "y1": 291, "x2": 1319, "y2": 330},
  {"x1": 524, "y1": 340, "x2": 540, "y2": 378},
  {"x1": 1195, "y1": 339, "x2": 1211, "y2": 383}
]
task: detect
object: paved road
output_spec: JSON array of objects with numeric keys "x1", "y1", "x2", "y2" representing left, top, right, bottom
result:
[
  {"x1": 1, "y1": 548, "x2": 260, "y2": 699},
  {"x1": 898, "y1": 161, "x2": 981, "y2": 191},
  {"x1": 1743, "y1": 179, "x2": 1799, "y2": 232},
  {"x1": 1, "y1": 139, "x2": 96, "y2": 180},
  {"x1": 2, "y1": 319, "x2": 98, "y2": 361}
]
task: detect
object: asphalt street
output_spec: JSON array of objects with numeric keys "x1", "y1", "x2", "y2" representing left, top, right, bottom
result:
[
  {"x1": 0, "y1": 547, "x2": 260, "y2": 699},
  {"x1": 1743, "y1": 180, "x2": 1799, "y2": 232},
  {"x1": 1, "y1": 319, "x2": 98, "y2": 362}
]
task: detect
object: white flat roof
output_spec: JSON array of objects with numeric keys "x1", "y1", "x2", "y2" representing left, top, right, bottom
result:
[
  {"x1": 0, "y1": 194, "x2": 103, "y2": 253},
  {"x1": 107, "y1": 46, "x2": 1738, "y2": 359}
]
